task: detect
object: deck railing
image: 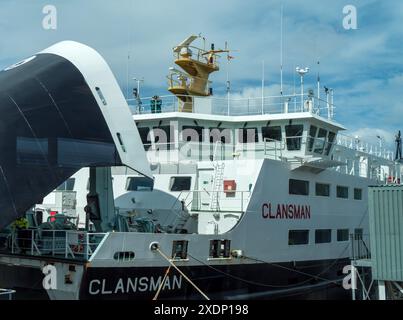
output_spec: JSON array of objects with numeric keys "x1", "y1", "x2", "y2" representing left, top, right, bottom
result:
[
  {"x1": 129, "y1": 93, "x2": 334, "y2": 118},
  {"x1": 350, "y1": 233, "x2": 371, "y2": 260},
  {"x1": 6, "y1": 229, "x2": 107, "y2": 261},
  {"x1": 0, "y1": 289, "x2": 15, "y2": 300}
]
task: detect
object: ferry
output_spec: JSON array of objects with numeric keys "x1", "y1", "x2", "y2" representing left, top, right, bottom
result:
[{"x1": 0, "y1": 36, "x2": 401, "y2": 300}]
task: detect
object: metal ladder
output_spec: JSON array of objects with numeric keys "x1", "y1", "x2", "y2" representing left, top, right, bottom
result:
[{"x1": 210, "y1": 162, "x2": 225, "y2": 211}]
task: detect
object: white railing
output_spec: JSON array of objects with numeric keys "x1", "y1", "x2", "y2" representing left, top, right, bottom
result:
[
  {"x1": 0, "y1": 289, "x2": 15, "y2": 300},
  {"x1": 129, "y1": 93, "x2": 335, "y2": 118},
  {"x1": 337, "y1": 134, "x2": 394, "y2": 161},
  {"x1": 9, "y1": 229, "x2": 107, "y2": 261},
  {"x1": 176, "y1": 190, "x2": 251, "y2": 213}
]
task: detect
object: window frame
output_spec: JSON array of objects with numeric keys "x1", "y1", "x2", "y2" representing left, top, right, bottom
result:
[
  {"x1": 315, "y1": 183, "x2": 330, "y2": 197},
  {"x1": 336, "y1": 185, "x2": 349, "y2": 199},
  {"x1": 288, "y1": 230, "x2": 310, "y2": 246},
  {"x1": 315, "y1": 229, "x2": 332, "y2": 244},
  {"x1": 238, "y1": 128, "x2": 259, "y2": 144},
  {"x1": 169, "y1": 176, "x2": 192, "y2": 192},
  {"x1": 289, "y1": 179, "x2": 310, "y2": 196},
  {"x1": 337, "y1": 229, "x2": 349, "y2": 242},
  {"x1": 285, "y1": 124, "x2": 304, "y2": 151},
  {"x1": 126, "y1": 177, "x2": 154, "y2": 192},
  {"x1": 262, "y1": 126, "x2": 282, "y2": 142},
  {"x1": 354, "y1": 188, "x2": 363, "y2": 200}
]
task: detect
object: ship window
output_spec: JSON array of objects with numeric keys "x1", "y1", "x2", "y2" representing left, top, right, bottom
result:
[
  {"x1": 289, "y1": 179, "x2": 309, "y2": 196},
  {"x1": 288, "y1": 230, "x2": 309, "y2": 245},
  {"x1": 209, "y1": 240, "x2": 231, "y2": 258},
  {"x1": 126, "y1": 177, "x2": 154, "y2": 191},
  {"x1": 172, "y1": 240, "x2": 189, "y2": 260},
  {"x1": 182, "y1": 126, "x2": 204, "y2": 142},
  {"x1": 315, "y1": 229, "x2": 331, "y2": 244},
  {"x1": 238, "y1": 128, "x2": 258, "y2": 143},
  {"x1": 113, "y1": 251, "x2": 135, "y2": 262},
  {"x1": 354, "y1": 188, "x2": 363, "y2": 200},
  {"x1": 314, "y1": 128, "x2": 327, "y2": 154},
  {"x1": 315, "y1": 183, "x2": 330, "y2": 197},
  {"x1": 337, "y1": 186, "x2": 349, "y2": 199},
  {"x1": 337, "y1": 229, "x2": 349, "y2": 242},
  {"x1": 153, "y1": 125, "x2": 173, "y2": 150},
  {"x1": 307, "y1": 126, "x2": 318, "y2": 152},
  {"x1": 56, "y1": 178, "x2": 75, "y2": 191},
  {"x1": 138, "y1": 127, "x2": 151, "y2": 151},
  {"x1": 285, "y1": 125, "x2": 303, "y2": 151},
  {"x1": 170, "y1": 176, "x2": 191, "y2": 191},
  {"x1": 209, "y1": 128, "x2": 231, "y2": 144},
  {"x1": 262, "y1": 126, "x2": 282, "y2": 142},
  {"x1": 325, "y1": 132, "x2": 336, "y2": 156}
]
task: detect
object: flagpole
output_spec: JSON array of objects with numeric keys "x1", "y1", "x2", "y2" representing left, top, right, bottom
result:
[
  {"x1": 227, "y1": 55, "x2": 230, "y2": 116},
  {"x1": 262, "y1": 60, "x2": 265, "y2": 115},
  {"x1": 280, "y1": 4, "x2": 284, "y2": 96}
]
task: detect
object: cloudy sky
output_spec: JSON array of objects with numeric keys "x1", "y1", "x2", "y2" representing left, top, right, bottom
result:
[{"x1": 0, "y1": 0, "x2": 402, "y2": 148}]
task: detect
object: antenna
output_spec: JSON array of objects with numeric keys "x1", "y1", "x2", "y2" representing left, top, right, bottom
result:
[
  {"x1": 296, "y1": 67, "x2": 309, "y2": 111},
  {"x1": 317, "y1": 60, "x2": 320, "y2": 106},
  {"x1": 280, "y1": 5, "x2": 284, "y2": 96},
  {"x1": 262, "y1": 60, "x2": 265, "y2": 114},
  {"x1": 126, "y1": 0, "x2": 135, "y2": 100}
]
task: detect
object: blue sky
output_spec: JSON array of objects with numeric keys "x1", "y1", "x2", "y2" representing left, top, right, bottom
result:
[{"x1": 0, "y1": 0, "x2": 402, "y2": 148}]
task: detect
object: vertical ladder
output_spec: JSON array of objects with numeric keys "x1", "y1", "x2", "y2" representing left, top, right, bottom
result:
[{"x1": 210, "y1": 162, "x2": 225, "y2": 211}]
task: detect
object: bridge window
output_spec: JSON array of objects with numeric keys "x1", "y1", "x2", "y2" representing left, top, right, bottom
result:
[
  {"x1": 262, "y1": 126, "x2": 282, "y2": 142},
  {"x1": 56, "y1": 178, "x2": 75, "y2": 191},
  {"x1": 153, "y1": 125, "x2": 174, "y2": 150},
  {"x1": 172, "y1": 240, "x2": 189, "y2": 260},
  {"x1": 209, "y1": 240, "x2": 231, "y2": 258},
  {"x1": 170, "y1": 176, "x2": 191, "y2": 191},
  {"x1": 138, "y1": 127, "x2": 151, "y2": 151},
  {"x1": 285, "y1": 125, "x2": 303, "y2": 151},
  {"x1": 209, "y1": 128, "x2": 231, "y2": 144},
  {"x1": 315, "y1": 183, "x2": 330, "y2": 197},
  {"x1": 325, "y1": 132, "x2": 336, "y2": 156},
  {"x1": 182, "y1": 126, "x2": 204, "y2": 142},
  {"x1": 315, "y1": 229, "x2": 331, "y2": 244},
  {"x1": 337, "y1": 186, "x2": 349, "y2": 199},
  {"x1": 238, "y1": 128, "x2": 258, "y2": 144},
  {"x1": 337, "y1": 229, "x2": 349, "y2": 242},
  {"x1": 314, "y1": 128, "x2": 327, "y2": 154},
  {"x1": 289, "y1": 179, "x2": 309, "y2": 196},
  {"x1": 288, "y1": 230, "x2": 309, "y2": 245},
  {"x1": 307, "y1": 125, "x2": 318, "y2": 152},
  {"x1": 126, "y1": 177, "x2": 154, "y2": 191},
  {"x1": 354, "y1": 188, "x2": 363, "y2": 200},
  {"x1": 113, "y1": 251, "x2": 135, "y2": 262}
]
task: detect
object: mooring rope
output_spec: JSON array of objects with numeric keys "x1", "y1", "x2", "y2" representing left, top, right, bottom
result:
[
  {"x1": 152, "y1": 265, "x2": 172, "y2": 300},
  {"x1": 155, "y1": 247, "x2": 210, "y2": 300}
]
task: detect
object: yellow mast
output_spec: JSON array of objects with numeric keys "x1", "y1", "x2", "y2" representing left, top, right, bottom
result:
[{"x1": 167, "y1": 35, "x2": 226, "y2": 113}]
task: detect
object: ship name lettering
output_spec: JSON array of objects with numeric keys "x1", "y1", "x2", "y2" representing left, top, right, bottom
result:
[
  {"x1": 261, "y1": 202, "x2": 311, "y2": 220},
  {"x1": 88, "y1": 275, "x2": 183, "y2": 295}
]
